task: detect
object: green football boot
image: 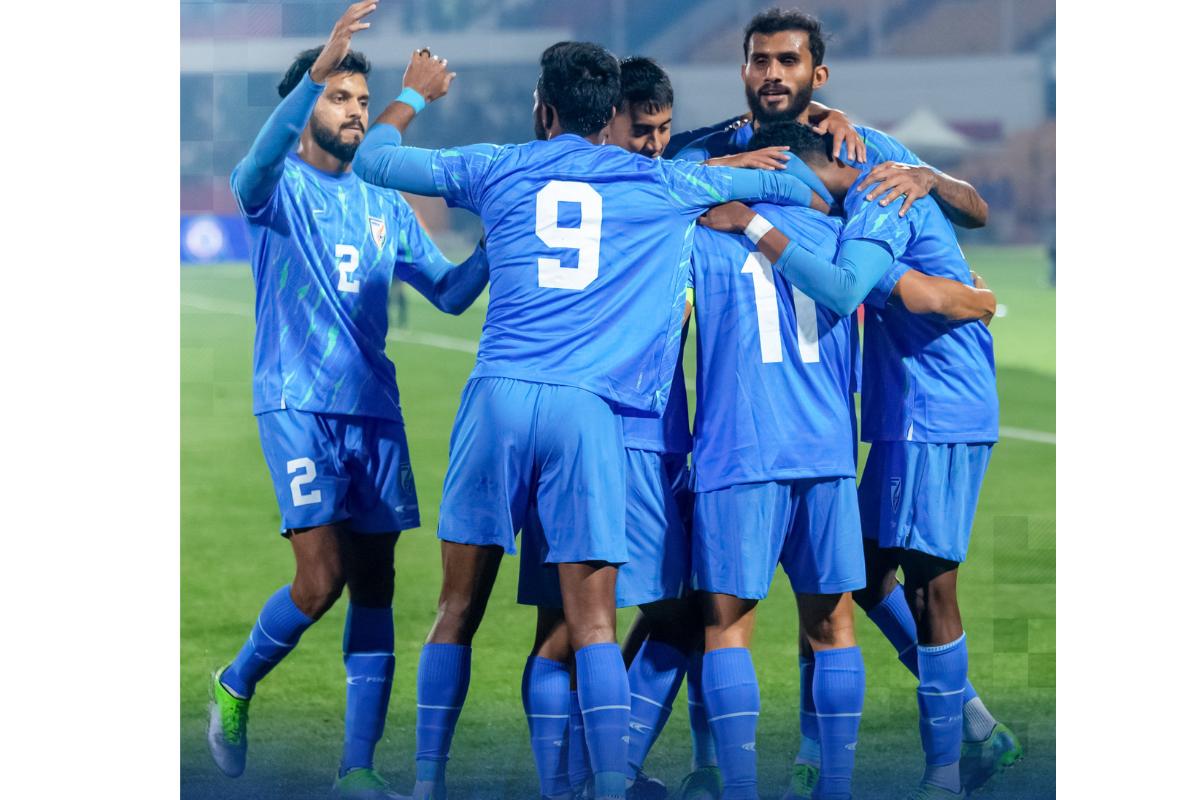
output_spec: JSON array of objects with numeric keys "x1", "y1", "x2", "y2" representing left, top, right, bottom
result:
[
  {"x1": 332, "y1": 768, "x2": 409, "y2": 799},
  {"x1": 780, "y1": 763, "x2": 820, "y2": 800},
  {"x1": 960, "y1": 722, "x2": 1023, "y2": 793},
  {"x1": 676, "y1": 765, "x2": 722, "y2": 800},
  {"x1": 206, "y1": 668, "x2": 250, "y2": 777},
  {"x1": 903, "y1": 782, "x2": 965, "y2": 800}
]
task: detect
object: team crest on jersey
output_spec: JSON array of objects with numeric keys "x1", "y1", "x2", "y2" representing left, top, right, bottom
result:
[
  {"x1": 369, "y1": 216, "x2": 386, "y2": 248},
  {"x1": 890, "y1": 477, "x2": 903, "y2": 513}
]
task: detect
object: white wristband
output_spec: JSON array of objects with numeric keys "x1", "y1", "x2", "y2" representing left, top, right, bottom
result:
[{"x1": 744, "y1": 214, "x2": 774, "y2": 245}]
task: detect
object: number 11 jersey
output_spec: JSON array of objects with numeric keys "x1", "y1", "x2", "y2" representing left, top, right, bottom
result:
[
  {"x1": 690, "y1": 204, "x2": 858, "y2": 493},
  {"x1": 428, "y1": 134, "x2": 736, "y2": 413}
]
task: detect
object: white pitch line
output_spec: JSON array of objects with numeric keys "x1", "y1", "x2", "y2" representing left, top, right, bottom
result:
[
  {"x1": 998, "y1": 426, "x2": 1056, "y2": 445},
  {"x1": 181, "y1": 293, "x2": 479, "y2": 353},
  {"x1": 182, "y1": 293, "x2": 1055, "y2": 445}
]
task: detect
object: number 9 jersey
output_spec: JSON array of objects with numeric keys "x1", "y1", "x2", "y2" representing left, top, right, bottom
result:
[
  {"x1": 428, "y1": 134, "x2": 737, "y2": 414},
  {"x1": 690, "y1": 204, "x2": 858, "y2": 493}
]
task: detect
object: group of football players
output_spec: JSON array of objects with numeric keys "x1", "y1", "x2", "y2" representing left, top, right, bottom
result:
[{"x1": 204, "y1": 3, "x2": 1021, "y2": 799}]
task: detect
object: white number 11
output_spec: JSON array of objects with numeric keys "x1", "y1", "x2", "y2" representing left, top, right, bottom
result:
[{"x1": 740, "y1": 252, "x2": 820, "y2": 364}]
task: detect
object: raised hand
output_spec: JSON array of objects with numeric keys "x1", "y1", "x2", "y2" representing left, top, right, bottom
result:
[
  {"x1": 857, "y1": 161, "x2": 937, "y2": 217},
  {"x1": 706, "y1": 146, "x2": 791, "y2": 170},
  {"x1": 310, "y1": 2, "x2": 378, "y2": 84},
  {"x1": 403, "y1": 49, "x2": 456, "y2": 104},
  {"x1": 699, "y1": 201, "x2": 756, "y2": 233}
]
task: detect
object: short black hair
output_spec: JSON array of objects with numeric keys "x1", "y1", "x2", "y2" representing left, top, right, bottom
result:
[
  {"x1": 747, "y1": 120, "x2": 834, "y2": 165},
  {"x1": 618, "y1": 56, "x2": 673, "y2": 114},
  {"x1": 537, "y1": 41, "x2": 621, "y2": 136},
  {"x1": 742, "y1": 8, "x2": 826, "y2": 66},
  {"x1": 277, "y1": 47, "x2": 371, "y2": 98}
]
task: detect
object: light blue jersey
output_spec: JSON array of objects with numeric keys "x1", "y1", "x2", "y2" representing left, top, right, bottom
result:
[
  {"x1": 431, "y1": 136, "x2": 728, "y2": 413},
  {"x1": 620, "y1": 348, "x2": 691, "y2": 453},
  {"x1": 672, "y1": 123, "x2": 923, "y2": 169},
  {"x1": 846, "y1": 185, "x2": 1000, "y2": 443},
  {"x1": 233, "y1": 74, "x2": 488, "y2": 421},
  {"x1": 354, "y1": 128, "x2": 820, "y2": 414},
  {"x1": 690, "y1": 204, "x2": 857, "y2": 493}
]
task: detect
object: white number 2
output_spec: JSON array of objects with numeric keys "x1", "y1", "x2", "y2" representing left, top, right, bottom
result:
[
  {"x1": 740, "y1": 252, "x2": 820, "y2": 365},
  {"x1": 336, "y1": 244, "x2": 360, "y2": 293},
  {"x1": 287, "y1": 457, "x2": 322, "y2": 507},
  {"x1": 535, "y1": 180, "x2": 603, "y2": 290}
]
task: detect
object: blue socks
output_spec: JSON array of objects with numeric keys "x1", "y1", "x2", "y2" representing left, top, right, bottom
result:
[
  {"x1": 340, "y1": 604, "x2": 395, "y2": 776},
  {"x1": 796, "y1": 655, "x2": 821, "y2": 766},
  {"x1": 812, "y1": 647, "x2": 865, "y2": 800},
  {"x1": 867, "y1": 585, "x2": 981, "y2": 703},
  {"x1": 415, "y1": 643, "x2": 472, "y2": 782},
  {"x1": 221, "y1": 584, "x2": 314, "y2": 699},
  {"x1": 626, "y1": 640, "x2": 688, "y2": 777},
  {"x1": 567, "y1": 690, "x2": 591, "y2": 792},
  {"x1": 575, "y1": 643, "x2": 631, "y2": 799},
  {"x1": 702, "y1": 648, "x2": 760, "y2": 800},
  {"x1": 687, "y1": 649, "x2": 718, "y2": 770},
  {"x1": 522, "y1": 657, "x2": 572, "y2": 798},
  {"x1": 917, "y1": 634, "x2": 968, "y2": 793}
]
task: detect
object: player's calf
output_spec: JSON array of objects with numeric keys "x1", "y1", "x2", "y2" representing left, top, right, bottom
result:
[
  {"x1": 561, "y1": 563, "x2": 628, "y2": 800},
  {"x1": 798, "y1": 593, "x2": 863, "y2": 800}
]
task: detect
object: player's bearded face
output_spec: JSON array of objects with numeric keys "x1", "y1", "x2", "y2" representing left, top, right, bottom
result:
[
  {"x1": 742, "y1": 31, "x2": 818, "y2": 123},
  {"x1": 311, "y1": 73, "x2": 369, "y2": 162}
]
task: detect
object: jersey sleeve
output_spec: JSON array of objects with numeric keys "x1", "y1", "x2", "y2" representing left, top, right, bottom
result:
[
  {"x1": 429, "y1": 143, "x2": 505, "y2": 213},
  {"x1": 658, "y1": 159, "x2": 737, "y2": 214},
  {"x1": 230, "y1": 72, "x2": 323, "y2": 220},
  {"x1": 660, "y1": 161, "x2": 816, "y2": 216},
  {"x1": 864, "y1": 260, "x2": 912, "y2": 310},
  {"x1": 392, "y1": 206, "x2": 489, "y2": 314},
  {"x1": 842, "y1": 199, "x2": 916, "y2": 261}
]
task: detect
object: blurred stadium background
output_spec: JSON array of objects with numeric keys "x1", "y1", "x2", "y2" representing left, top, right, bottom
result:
[
  {"x1": 181, "y1": 2, "x2": 1055, "y2": 798},
  {"x1": 181, "y1": 0, "x2": 1055, "y2": 264}
]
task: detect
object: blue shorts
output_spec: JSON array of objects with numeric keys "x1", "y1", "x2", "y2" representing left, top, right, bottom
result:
[
  {"x1": 438, "y1": 377, "x2": 628, "y2": 565},
  {"x1": 858, "y1": 441, "x2": 992, "y2": 563},
  {"x1": 256, "y1": 409, "x2": 420, "y2": 535},
  {"x1": 692, "y1": 477, "x2": 865, "y2": 599},
  {"x1": 518, "y1": 450, "x2": 692, "y2": 608}
]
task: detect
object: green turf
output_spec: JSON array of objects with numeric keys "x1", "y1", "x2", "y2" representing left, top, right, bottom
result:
[{"x1": 181, "y1": 246, "x2": 1055, "y2": 799}]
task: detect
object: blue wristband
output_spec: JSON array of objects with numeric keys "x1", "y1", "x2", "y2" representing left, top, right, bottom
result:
[{"x1": 396, "y1": 87, "x2": 427, "y2": 114}]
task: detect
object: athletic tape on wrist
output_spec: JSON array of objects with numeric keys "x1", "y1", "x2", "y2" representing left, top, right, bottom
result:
[
  {"x1": 744, "y1": 214, "x2": 774, "y2": 245},
  {"x1": 396, "y1": 87, "x2": 427, "y2": 114}
]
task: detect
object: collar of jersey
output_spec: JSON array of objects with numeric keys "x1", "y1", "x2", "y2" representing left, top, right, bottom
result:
[
  {"x1": 287, "y1": 151, "x2": 357, "y2": 184},
  {"x1": 546, "y1": 133, "x2": 594, "y2": 147}
]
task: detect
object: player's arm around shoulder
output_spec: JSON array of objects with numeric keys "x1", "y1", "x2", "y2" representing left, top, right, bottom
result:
[
  {"x1": 855, "y1": 127, "x2": 988, "y2": 229},
  {"x1": 892, "y1": 268, "x2": 993, "y2": 326},
  {"x1": 889, "y1": 269, "x2": 996, "y2": 324}
]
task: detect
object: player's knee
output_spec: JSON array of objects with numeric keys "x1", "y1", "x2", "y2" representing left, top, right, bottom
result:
[
  {"x1": 346, "y1": 569, "x2": 395, "y2": 608},
  {"x1": 567, "y1": 617, "x2": 616, "y2": 651},
  {"x1": 428, "y1": 595, "x2": 481, "y2": 645},
  {"x1": 291, "y1": 574, "x2": 345, "y2": 619}
]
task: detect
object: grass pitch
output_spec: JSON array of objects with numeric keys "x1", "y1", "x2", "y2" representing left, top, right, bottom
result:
[{"x1": 181, "y1": 246, "x2": 1055, "y2": 799}]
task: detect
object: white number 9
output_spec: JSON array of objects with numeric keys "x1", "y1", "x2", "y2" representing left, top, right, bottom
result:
[{"x1": 535, "y1": 180, "x2": 603, "y2": 291}]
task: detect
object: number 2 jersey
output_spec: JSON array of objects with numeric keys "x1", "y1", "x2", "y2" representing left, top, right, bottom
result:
[
  {"x1": 690, "y1": 204, "x2": 857, "y2": 493},
  {"x1": 234, "y1": 151, "x2": 476, "y2": 421},
  {"x1": 426, "y1": 134, "x2": 752, "y2": 414}
]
